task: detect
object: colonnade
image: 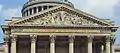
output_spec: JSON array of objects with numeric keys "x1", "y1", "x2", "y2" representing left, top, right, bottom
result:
[
  {"x1": 23, "y1": 6, "x2": 54, "y2": 17},
  {"x1": 4, "y1": 35, "x2": 115, "y2": 53}
]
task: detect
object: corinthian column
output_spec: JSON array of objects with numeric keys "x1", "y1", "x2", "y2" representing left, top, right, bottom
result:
[
  {"x1": 111, "y1": 36, "x2": 115, "y2": 53},
  {"x1": 50, "y1": 35, "x2": 56, "y2": 53},
  {"x1": 30, "y1": 35, "x2": 37, "y2": 53},
  {"x1": 87, "y1": 36, "x2": 93, "y2": 53},
  {"x1": 4, "y1": 35, "x2": 9, "y2": 53},
  {"x1": 69, "y1": 35, "x2": 74, "y2": 53},
  {"x1": 105, "y1": 36, "x2": 111, "y2": 53},
  {"x1": 101, "y1": 45, "x2": 104, "y2": 53},
  {"x1": 11, "y1": 35, "x2": 17, "y2": 53}
]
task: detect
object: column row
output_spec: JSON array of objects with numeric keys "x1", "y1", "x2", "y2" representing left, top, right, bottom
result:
[
  {"x1": 5, "y1": 35, "x2": 115, "y2": 53},
  {"x1": 23, "y1": 5, "x2": 54, "y2": 16}
]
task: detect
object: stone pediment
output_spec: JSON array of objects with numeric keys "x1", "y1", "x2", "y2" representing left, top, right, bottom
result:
[
  {"x1": 9, "y1": 6, "x2": 113, "y2": 26},
  {"x1": 16, "y1": 11, "x2": 101, "y2": 26}
]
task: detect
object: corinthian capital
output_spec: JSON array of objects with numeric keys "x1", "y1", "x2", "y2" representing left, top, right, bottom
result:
[
  {"x1": 106, "y1": 36, "x2": 111, "y2": 42},
  {"x1": 69, "y1": 35, "x2": 75, "y2": 43},
  {"x1": 10, "y1": 35, "x2": 17, "y2": 42},
  {"x1": 111, "y1": 36, "x2": 115, "y2": 43},
  {"x1": 50, "y1": 35, "x2": 56, "y2": 43},
  {"x1": 87, "y1": 36, "x2": 94, "y2": 42},
  {"x1": 30, "y1": 35, "x2": 37, "y2": 42},
  {"x1": 4, "y1": 35, "x2": 10, "y2": 43}
]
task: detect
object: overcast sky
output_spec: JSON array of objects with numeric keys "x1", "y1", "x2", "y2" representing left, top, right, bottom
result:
[{"x1": 0, "y1": 0, "x2": 120, "y2": 44}]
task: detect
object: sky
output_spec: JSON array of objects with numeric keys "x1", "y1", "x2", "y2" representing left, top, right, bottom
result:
[{"x1": 0, "y1": 0, "x2": 120, "y2": 44}]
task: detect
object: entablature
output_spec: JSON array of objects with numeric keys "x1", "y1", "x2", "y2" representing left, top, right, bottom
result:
[
  {"x1": 11, "y1": 32, "x2": 111, "y2": 36},
  {"x1": 10, "y1": 26, "x2": 114, "y2": 35}
]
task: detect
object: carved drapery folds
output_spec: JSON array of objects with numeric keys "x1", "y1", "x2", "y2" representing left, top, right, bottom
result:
[{"x1": 23, "y1": 11, "x2": 100, "y2": 26}]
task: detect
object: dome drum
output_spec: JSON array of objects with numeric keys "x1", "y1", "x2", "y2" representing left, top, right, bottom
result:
[
  {"x1": 21, "y1": 0, "x2": 74, "y2": 17},
  {"x1": 22, "y1": 4, "x2": 55, "y2": 17}
]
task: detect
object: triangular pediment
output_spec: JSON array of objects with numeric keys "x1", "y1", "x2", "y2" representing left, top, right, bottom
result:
[{"x1": 9, "y1": 5, "x2": 113, "y2": 26}]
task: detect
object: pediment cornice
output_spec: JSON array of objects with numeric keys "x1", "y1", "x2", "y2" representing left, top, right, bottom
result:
[{"x1": 9, "y1": 5, "x2": 114, "y2": 26}]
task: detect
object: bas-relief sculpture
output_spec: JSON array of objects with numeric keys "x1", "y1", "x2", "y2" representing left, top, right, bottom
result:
[{"x1": 23, "y1": 11, "x2": 99, "y2": 26}]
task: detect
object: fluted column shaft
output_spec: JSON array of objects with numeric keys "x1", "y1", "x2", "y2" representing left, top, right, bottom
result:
[
  {"x1": 88, "y1": 36, "x2": 93, "y2": 53},
  {"x1": 4, "y1": 36, "x2": 9, "y2": 53},
  {"x1": 31, "y1": 35, "x2": 37, "y2": 53},
  {"x1": 111, "y1": 42, "x2": 115, "y2": 53},
  {"x1": 106, "y1": 36, "x2": 111, "y2": 53},
  {"x1": 50, "y1": 35, "x2": 55, "y2": 53},
  {"x1": 69, "y1": 35, "x2": 74, "y2": 53},
  {"x1": 111, "y1": 36, "x2": 115, "y2": 53},
  {"x1": 98, "y1": 43, "x2": 102, "y2": 53},
  {"x1": 101, "y1": 45, "x2": 104, "y2": 53},
  {"x1": 4, "y1": 42, "x2": 9, "y2": 53},
  {"x1": 11, "y1": 35, "x2": 17, "y2": 53}
]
